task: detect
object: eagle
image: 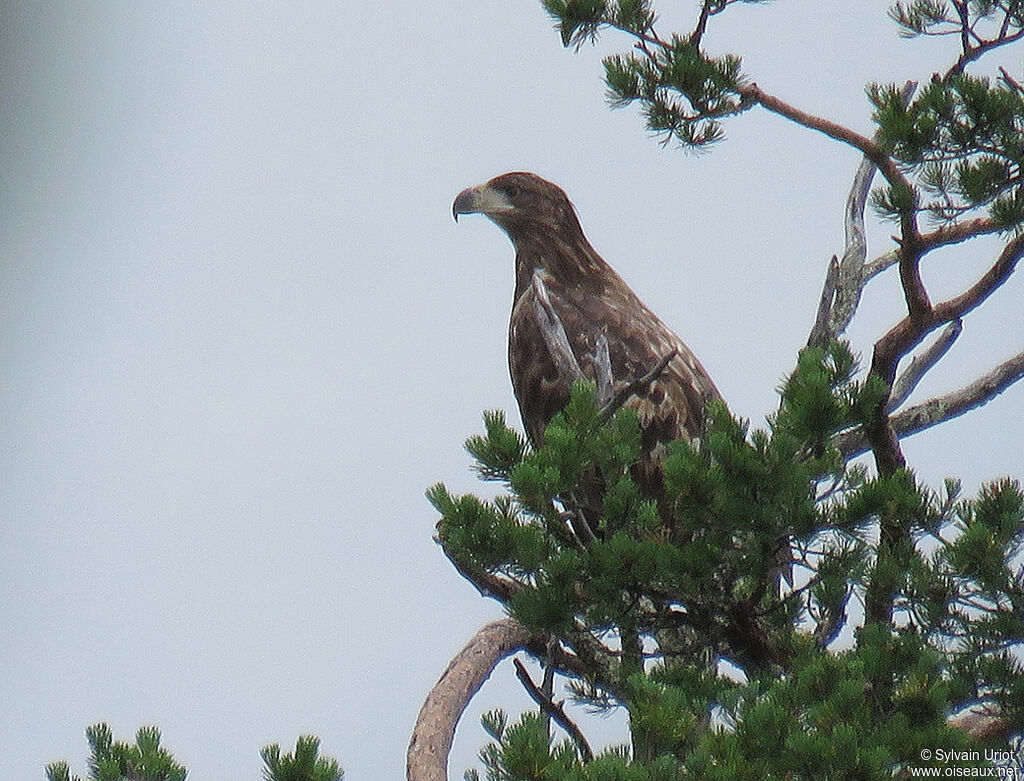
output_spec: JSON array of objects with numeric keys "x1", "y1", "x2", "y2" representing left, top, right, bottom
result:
[{"x1": 452, "y1": 172, "x2": 722, "y2": 527}]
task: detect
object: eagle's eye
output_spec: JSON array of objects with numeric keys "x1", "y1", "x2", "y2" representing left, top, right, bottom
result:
[{"x1": 502, "y1": 184, "x2": 520, "y2": 199}]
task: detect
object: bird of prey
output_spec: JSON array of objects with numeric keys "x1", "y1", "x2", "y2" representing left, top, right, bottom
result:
[{"x1": 452, "y1": 172, "x2": 722, "y2": 523}]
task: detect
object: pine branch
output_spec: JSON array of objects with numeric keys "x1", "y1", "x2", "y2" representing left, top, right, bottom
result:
[
  {"x1": 438, "y1": 539, "x2": 522, "y2": 603},
  {"x1": 887, "y1": 319, "x2": 963, "y2": 412},
  {"x1": 808, "y1": 82, "x2": 916, "y2": 348},
  {"x1": 920, "y1": 217, "x2": 1003, "y2": 250},
  {"x1": 873, "y1": 229, "x2": 1024, "y2": 391},
  {"x1": 889, "y1": 347, "x2": 1024, "y2": 439},
  {"x1": 513, "y1": 658, "x2": 595, "y2": 762},
  {"x1": 946, "y1": 22, "x2": 1024, "y2": 78},
  {"x1": 738, "y1": 83, "x2": 915, "y2": 201},
  {"x1": 835, "y1": 347, "x2": 1024, "y2": 459},
  {"x1": 933, "y1": 230, "x2": 1024, "y2": 323},
  {"x1": 407, "y1": 619, "x2": 537, "y2": 781}
]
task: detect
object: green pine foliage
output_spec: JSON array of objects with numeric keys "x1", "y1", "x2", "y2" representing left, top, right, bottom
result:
[
  {"x1": 261, "y1": 735, "x2": 344, "y2": 781},
  {"x1": 433, "y1": 343, "x2": 1024, "y2": 778},
  {"x1": 869, "y1": 74, "x2": 1024, "y2": 227},
  {"x1": 45, "y1": 724, "x2": 186, "y2": 781},
  {"x1": 544, "y1": 0, "x2": 1024, "y2": 231},
  {"x1": 46, "y1": 725, "x2": 343, "y2": 781}
]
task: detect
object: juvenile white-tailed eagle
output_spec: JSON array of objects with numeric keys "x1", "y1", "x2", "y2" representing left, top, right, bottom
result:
[{"x1": 453, "y1": 172, "x2": 722, "y2": 517}]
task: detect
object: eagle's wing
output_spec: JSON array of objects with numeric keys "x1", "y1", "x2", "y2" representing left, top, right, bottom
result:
[{"x1": 509, "y1": 269, "x2": 721, "y2": 465}]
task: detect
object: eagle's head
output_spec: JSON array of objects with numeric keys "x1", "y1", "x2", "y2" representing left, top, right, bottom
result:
[{"x1": 452, "y1": 172, "x2": 584, "y2": 240}]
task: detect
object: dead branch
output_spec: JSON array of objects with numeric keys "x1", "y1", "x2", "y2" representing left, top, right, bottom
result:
[
  {"x1": 863, "y1": 249, "x2": 899, "y2": 281},
  {"x1": 597, "y1": 345, "x2": 677, "y2": 423},
  {"x1": 887, "y1": 320, "x2": 963, "y2": 412},
  {"x1": 513, "y1": 658, "x2": 595, "y2": 762},
  {"x1": 835, "y1": 347, "x2": 1024, "y2": 459},
  {"x1": 889, "y1": 348, "x2": 1024, "y2": 440},
  {"x1": 808, "y1": 82, "x2": 916, "y2": 349},
  {"x1": 808, "y1": 256, "x2": 841, "y2": 349},
  {"x1": 830, "y1": 155, "x2": 877, "y2": 336},
  {"x1": 407, "y1": 619, "x2": 537, "y2": 781}
]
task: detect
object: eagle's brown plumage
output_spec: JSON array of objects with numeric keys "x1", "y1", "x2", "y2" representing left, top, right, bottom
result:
[{"x1": 453, "y1": 172, "x2": 722, "y2": 517}]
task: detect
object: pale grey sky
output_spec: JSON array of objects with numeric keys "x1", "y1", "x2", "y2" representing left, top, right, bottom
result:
[{"x1": 2, "y1": 2, "x2": 1022, "y2": 779}]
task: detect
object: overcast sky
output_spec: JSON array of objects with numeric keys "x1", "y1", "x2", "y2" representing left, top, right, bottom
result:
[{"x1": 2, "y1": 2, "x2": 1022, "y2": 779}]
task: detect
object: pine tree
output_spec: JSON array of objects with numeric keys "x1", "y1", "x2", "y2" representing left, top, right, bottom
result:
[{"x1": 413, "y1": 3, "x2": 1024, "y2": 779}]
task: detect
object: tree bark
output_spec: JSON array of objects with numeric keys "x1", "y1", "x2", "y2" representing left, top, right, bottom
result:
[{"x1": 407, "y1": 619, "x2": 534, "y2": 781}]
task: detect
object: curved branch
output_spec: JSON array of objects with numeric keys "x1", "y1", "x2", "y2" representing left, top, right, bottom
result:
[
  {"x1": 866, "y1": 219, "x2": 1024, "y2": 477},
  {"x1": 439, "y1": 540, "x2": 523, "y2": 604},
  {"x1": 933, "y1": 230, "x2": 1024, "y2": 323},
  {"x1": 863, "y1": 249, "x2": 899, "y2": 281},
  {"x1": 407, "y1": 619, "x2": 537, "y2": 781},
  {"x1": 920, "y1": 217, "x2": 1002, "y2": 250},
  {"x1": 808, "y1": 256, "x2": 841, "y2": 349}
]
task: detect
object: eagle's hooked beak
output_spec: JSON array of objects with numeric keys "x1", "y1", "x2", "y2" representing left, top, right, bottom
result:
[{"x1": 452, "y1": 184, "x2": 513, "y2": 222}]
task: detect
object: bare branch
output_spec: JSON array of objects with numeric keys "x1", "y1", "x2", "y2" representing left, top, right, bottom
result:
[
  {"x1": 739, "y1": 83, "x2": 915, "y2": 201},
  {"x1": 933, "y1": 230, "x2": 1024, "y2": 323},
  {"x1": 808, "y1": 256, "x2": 841, "y2": 349},
  {"x1": 863, "y1": 249, "x2": 899, "y2": 281},
  {"x1": 920, "y1": 217, "x2": 1003, "y2": 249},
  {"x1": 889, "y1": 347, "x2": 1024, "y2": 439},
  {"x1": 874, "y1": 229, "x2": 1024, "y2": 393},
  {"x1": 513, "y1": 658, "x2": 595, "y2": 762},
  {"x1": 438, "y1": 537, "x2": 523, "y2": 603},
  {"x1": 809, "y1": 82, "x2": 916, "y2": 348},
  {"x1": 597, "y1": 345, "x2": 676, "y2": 423},
  {"x1": 835, "y1": 347, "x2": 1024, "y2": 459},
  {"x1": 887, "y1": 319, "x2": 963, "y2": 412},
  {"x1": 860, "y1": 219, "x2": 1001, "y2": 284},
  {"x1": 866, "y1": 213, "x2": 1024, "y2": 477},
  {"x1": 407, "y1": 619, "x2": 536, "y2": 781},
  {"x1": 828, "y1": 155, "x2": 878, "y2": 338},
  {"x1": 946, "y1": 24, "x2": 1024, "y2": 78}
]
